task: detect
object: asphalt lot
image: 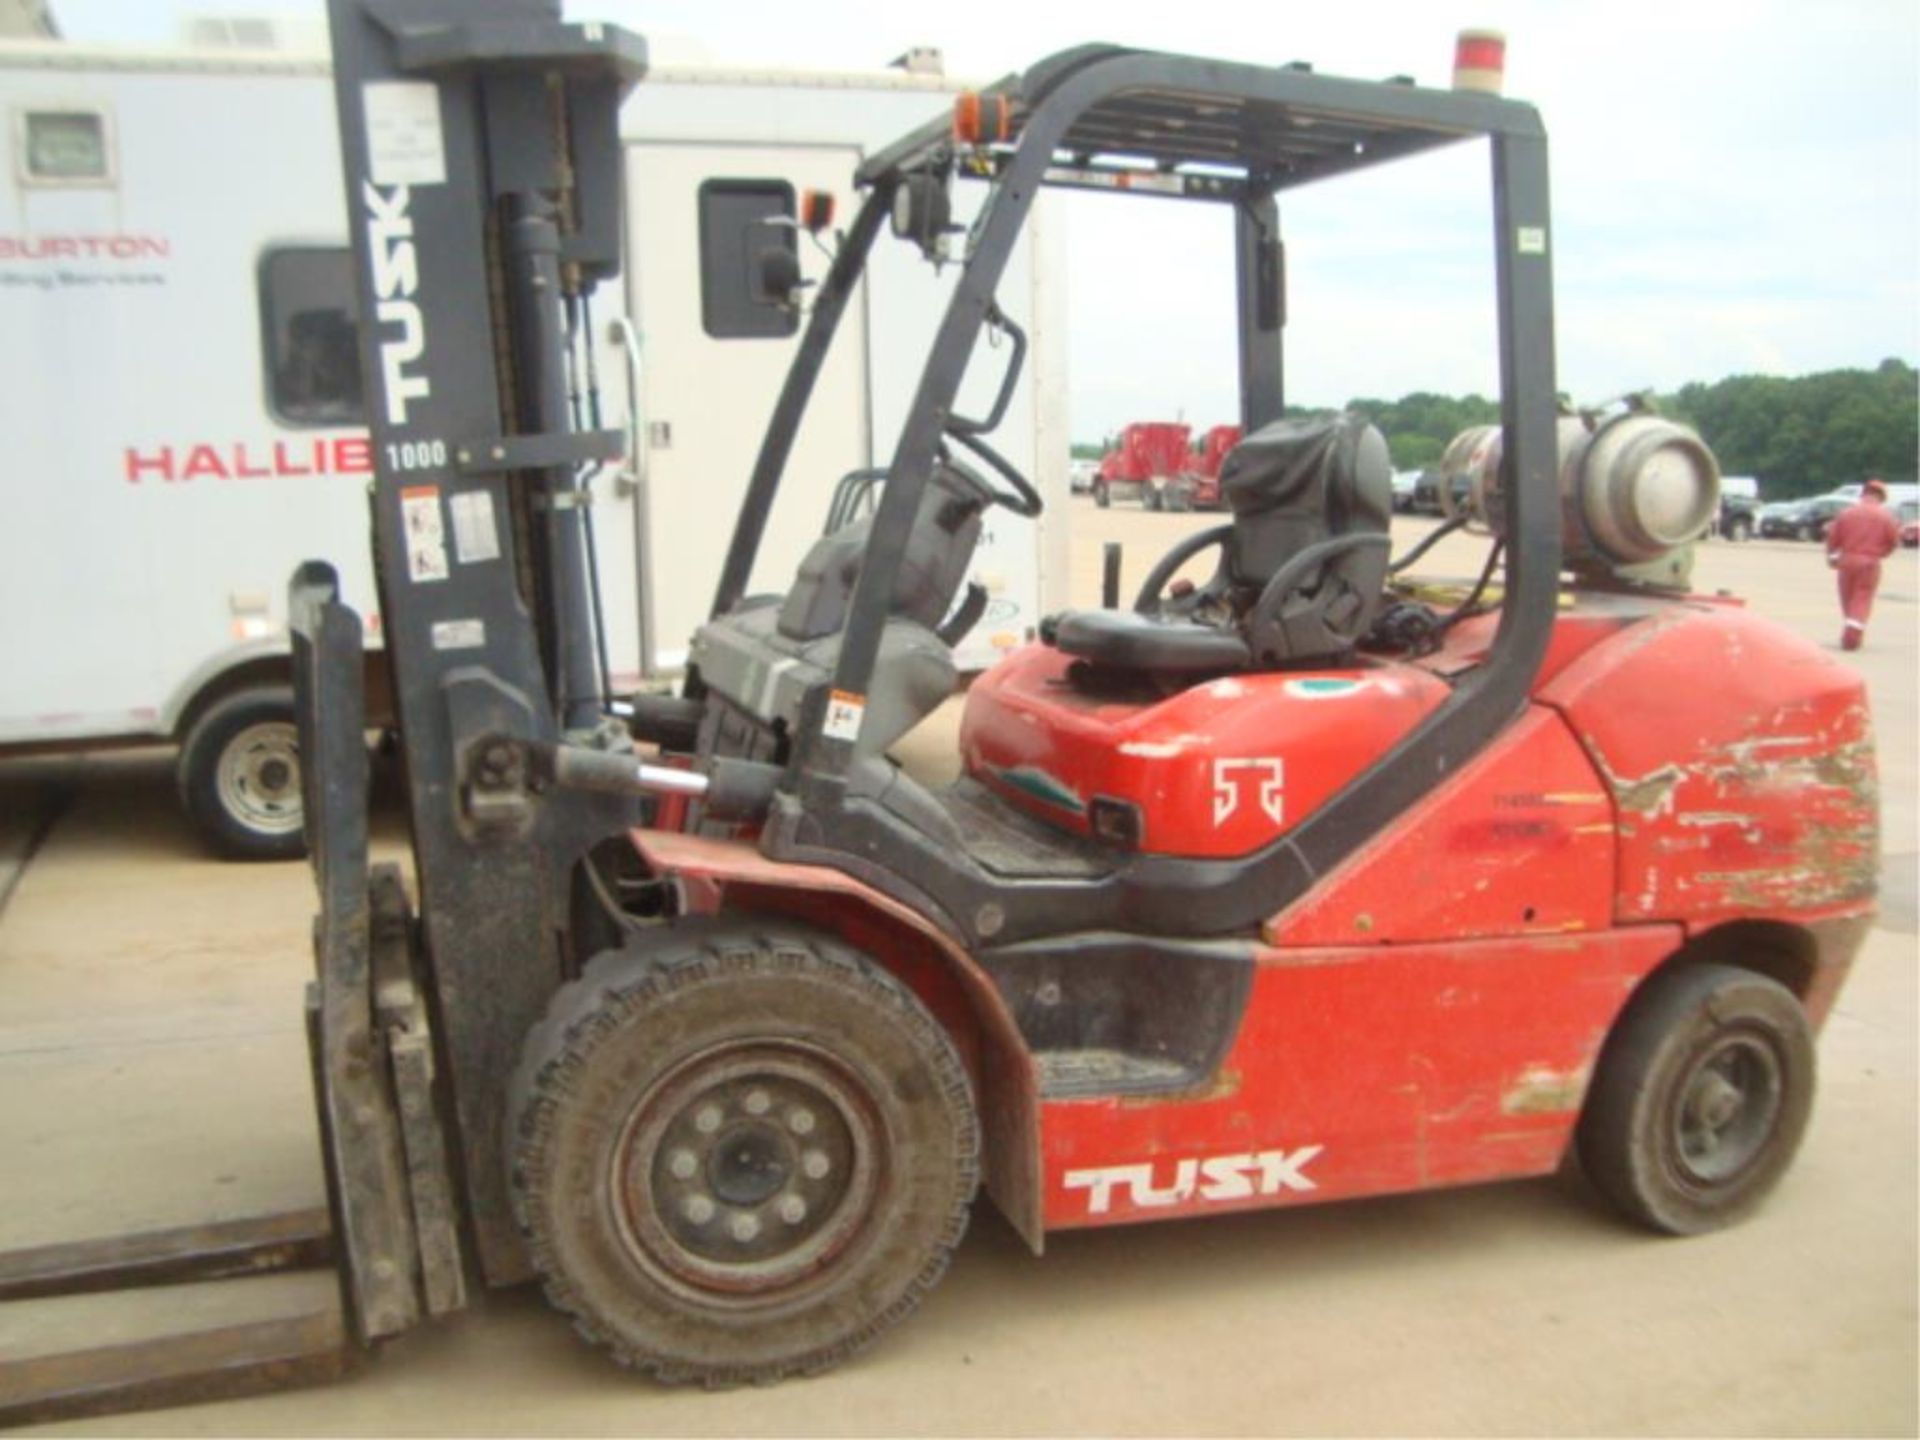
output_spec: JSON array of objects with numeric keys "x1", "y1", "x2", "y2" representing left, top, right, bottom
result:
[{"x1": 0, "y1": 506, "x2": 1914, "y2": 1436}]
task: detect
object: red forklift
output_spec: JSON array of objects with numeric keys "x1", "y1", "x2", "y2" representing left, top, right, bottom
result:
[{"x1": 0, "y1": 0, "x2": 1879, "y2": 1420}]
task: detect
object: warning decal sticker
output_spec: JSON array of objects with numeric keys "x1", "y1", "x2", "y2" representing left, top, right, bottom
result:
[
  {"x1": 401, "y1": 484, "x2": 449, "y2": 583},
  {"x1": 823, "y1": 689, "x2": 866, "y2": 742},
  {"x1": 363, "y1": 81, "x2": 447, "y2": 188},
  {"x1": 449, "y1": 490, "x2": 501, "y2": 564}
]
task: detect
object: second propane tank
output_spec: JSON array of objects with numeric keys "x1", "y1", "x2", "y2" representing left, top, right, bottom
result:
[{"x1": 1439, "y1": 401, "x2": 1721, "y2": 583}]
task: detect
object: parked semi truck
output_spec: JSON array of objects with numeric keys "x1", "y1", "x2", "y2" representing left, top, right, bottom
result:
[
  {"x1": 0, "y1": 27, "x2": 1067, "y2": 857},
  {"x1": 1091, "y1": 420, "x2": 1191, "y2": 509}
]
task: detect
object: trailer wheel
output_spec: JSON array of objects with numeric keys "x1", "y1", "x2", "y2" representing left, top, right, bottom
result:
[
  {"x1": 1576, "y1": 962, "x2": 1814, "y2": 1236},
  {"x1": 507, "y1": 922, "x2": 979, "y2": 1385},
  {"x1": 176, "y1": 685, "x2": 305, "y2": 861}
]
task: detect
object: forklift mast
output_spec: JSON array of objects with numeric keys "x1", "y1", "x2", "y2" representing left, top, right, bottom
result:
[{"x1": 317, "y1": 0, "x2": 645, "y2": 1286}]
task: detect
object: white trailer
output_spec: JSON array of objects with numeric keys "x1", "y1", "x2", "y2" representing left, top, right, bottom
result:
[{"x1": 0, "y1": 33, "x2": 1068, "y2": 857}]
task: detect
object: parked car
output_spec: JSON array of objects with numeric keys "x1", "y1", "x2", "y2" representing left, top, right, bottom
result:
[
  {"x1": 1411, "y1": 467, "x2": 1470, "y2": 517},
  {"x1": 1390, "y1": 470, "x2": 1421, "y2": 513},
  {"x1": 1717, "y1": 493, "x2": 1760, "y2": 541},
  {"x1": 1714, "y1": 476, "x2": 1759, "y2": 540},
  {"x1": 1759, "y1": 495, "x2": 1850, "y2": 542},
  {"x1": 1899, "y1": 500, "x2": 1918, "y2": 548},
  {"x1": 1069, "y1": 458, "x2": 1099, "y2": 494},
  {"x1": 1755, "y1": 500, "x2": 1803, "y2": 539}
]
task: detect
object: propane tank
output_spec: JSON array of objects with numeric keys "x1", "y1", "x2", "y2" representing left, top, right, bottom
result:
[
  {"x1": 1569, "y1": 411, "x2": 1721, "y2": 564},
  {"x1": 1436, "y1": 404, "x2": 1720, "y2": 585}
]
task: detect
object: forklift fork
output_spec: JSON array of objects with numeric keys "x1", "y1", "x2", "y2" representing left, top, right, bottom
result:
[
  {"x1": 0, "y1": 1215, "x2": 354, "y2": 1427},
  {"x1": 0, "y1": 565, "x2": 464, "y2": 1427}
]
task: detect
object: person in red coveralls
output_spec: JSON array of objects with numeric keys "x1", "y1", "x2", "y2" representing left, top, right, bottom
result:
[{"x1": 1825, "y1": 478, "x2": 1901, "y2": 651}]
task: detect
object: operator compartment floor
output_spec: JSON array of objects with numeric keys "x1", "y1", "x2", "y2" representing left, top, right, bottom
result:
[
  {"x1": 935, "y1": 778, "x2": 1115, "y2": 881},
  {"x1": 1034, "y1": 1048, "x2": 1195, "y2": 1098}
]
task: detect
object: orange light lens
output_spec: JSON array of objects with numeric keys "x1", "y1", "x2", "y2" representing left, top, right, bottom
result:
[{"x1": 954, "y1": 92, "x2": 982, "y2": 144}]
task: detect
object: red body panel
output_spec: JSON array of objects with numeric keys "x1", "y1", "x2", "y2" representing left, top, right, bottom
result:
[
  {"x1": 1097, "y1": 422, "x2": 1192, "y2": 484},
  {"x1": 1270, "y1": 706, "x2": 1616, "y2": 946},
  {"x1": 632, "y1": 592, "x2": 1876, "y2": 1244},
  {"x1": 1040, "y1": 925, "x2": 1680, "y2": 1230},
  {"x1": 960, "y1": 644, "x2": 1449, "y2": 857},
  {"x1": 1536, "y1": 603, "x2": 1878, "y2": 925}
]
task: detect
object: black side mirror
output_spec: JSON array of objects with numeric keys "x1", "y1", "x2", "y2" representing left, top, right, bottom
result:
[
  {"x1": 753, "y1": 242, "x2": 804, "y2": 308},
  {"x1": 890, "y1": 170, "x2": 953, "y2": 260}
]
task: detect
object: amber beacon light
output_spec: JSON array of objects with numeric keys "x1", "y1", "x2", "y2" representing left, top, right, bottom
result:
[{"x1": 953, "y1": 91, "x2": 1012, "y2": 144}]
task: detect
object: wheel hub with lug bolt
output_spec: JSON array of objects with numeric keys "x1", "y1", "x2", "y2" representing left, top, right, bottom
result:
[
  {"x1": 1673, "y1": 1033, "x2": 1781, "y2": 1186},
  {"x1": 215, "y1": 721, "x2": 302, "y2": 835},
  {"x1": 617, "y1": 1046, "x2": 879, "y2": 1297}
]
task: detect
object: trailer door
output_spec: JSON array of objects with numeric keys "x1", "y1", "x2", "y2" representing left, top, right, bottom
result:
[{"x1": 622, "y1": 143, "x2": 868, "y2": 675}]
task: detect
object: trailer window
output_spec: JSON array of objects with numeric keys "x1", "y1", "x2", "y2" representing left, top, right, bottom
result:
[
  {"x1": 17, "y1": 109, "x2": 113, "y2": 185},
  {"x1": 697, "y1": 179, "x2": 800, "y2": 340},
  {"x1": 259, "y1": 248, "x2": 365, "y2": 427}
]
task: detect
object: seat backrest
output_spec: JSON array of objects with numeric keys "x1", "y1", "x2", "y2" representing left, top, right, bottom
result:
[
  {"x1": 776, "y1": 465, "x2": 983, "y2": 642},
  {"x1": 1221, "y1": 413, "x2": 1393, "y2": 664}
]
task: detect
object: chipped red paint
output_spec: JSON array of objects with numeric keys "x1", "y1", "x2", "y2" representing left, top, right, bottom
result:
[{"x1": 1537, "y1": 604, "x2": 1878, "y2": 926}]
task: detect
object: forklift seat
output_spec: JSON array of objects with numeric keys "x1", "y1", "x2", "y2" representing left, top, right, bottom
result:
[
  {"x1": 689, "y1": 462, "x2": 990, "y2": 760},
  {"x1": 1050, "y1": 414, "x2": 1394, "y2": 673}
]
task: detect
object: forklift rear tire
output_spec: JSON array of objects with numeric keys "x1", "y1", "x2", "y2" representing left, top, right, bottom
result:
[
  {"x1": 176, "y1": 685, "x2": 306, "y2": 861},
  {"x1": 1576, "y1": 962, "x2": 1814, "y2": 1236},
  {"x1": 507, "y1": 922, "x2": 980, "y2": 1385}
]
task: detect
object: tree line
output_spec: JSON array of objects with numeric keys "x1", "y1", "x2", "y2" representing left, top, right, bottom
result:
[
  {"x1": 1078, "y1": 359, "x2": 1917, "y2": 499},
  {"x1": 1658, "y1": 359, "x2": 1916, "y2": 498}
]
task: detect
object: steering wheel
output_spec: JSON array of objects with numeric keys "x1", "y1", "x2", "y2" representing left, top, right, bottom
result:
[
  {"x1": 942, "y1": 426, "x2": 1044, "y2": 518},
  {"x1": 1132, "y1": 523, "x2": 1233, "y2": 618}
]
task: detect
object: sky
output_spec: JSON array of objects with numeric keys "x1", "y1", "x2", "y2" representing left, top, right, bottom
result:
[{"x1": 45, "y1": 0, "x2": 1920, "y2": 442}]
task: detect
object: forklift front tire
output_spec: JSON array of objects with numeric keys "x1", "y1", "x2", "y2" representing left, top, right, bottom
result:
[
  {"x1": 176, "y1": 685, "x2": 306, "y2": 861},
  {"x1": 507, "y1": 922, "x2": 980, "y2": 1385},
  {"x1": 1576, "y1": 962, "x2": 1814, "y2": 1236}
]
